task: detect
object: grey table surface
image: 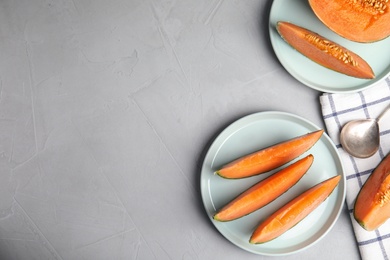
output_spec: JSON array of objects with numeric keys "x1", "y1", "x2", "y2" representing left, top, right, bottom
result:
[{"x1": 0, "y1": 0, "x2": 361, "y2": 259}]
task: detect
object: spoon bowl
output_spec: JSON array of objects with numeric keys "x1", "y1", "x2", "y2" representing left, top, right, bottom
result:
[
  {"x1": 340, "y1": 119, "x2": 379, "y2": 158},
  {"x1": 339, "y1": 103, "x2": 390, "y2": 158}
]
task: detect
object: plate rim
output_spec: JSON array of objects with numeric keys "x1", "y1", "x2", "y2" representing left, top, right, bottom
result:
[
  {"x1": 268, "y1": 0, "x2": 390, "y2": 93},
  {"x1": 200, "y1": 111, "x2": 346, "y2": 256}
]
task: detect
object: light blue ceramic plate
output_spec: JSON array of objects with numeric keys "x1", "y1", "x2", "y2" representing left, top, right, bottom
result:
[
  {"x1": 200, "y1": 111, "x2": 346, "y2": 256},
  {"x1": 269, "y1": 0, "x2": 390, "y2": 93}
]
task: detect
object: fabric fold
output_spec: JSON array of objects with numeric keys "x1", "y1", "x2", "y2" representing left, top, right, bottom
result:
[{"x1": 320, "y1": 78, "x2": 390, "y2": 260}]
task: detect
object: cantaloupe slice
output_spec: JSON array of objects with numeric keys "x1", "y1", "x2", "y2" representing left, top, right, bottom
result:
[
  {"x1": 213, "y1": 155, "x2": 314, "y2": 222},
  {"x1": 216, "y1": 129, "x2": 323, "y2": 179},
  {"x1": 277, "y1": 21, "x2": 375, "y2": 79},
  {"x1": 354, "y1": 154, "x2": 390, "y2": 231},
  {"x1": 250, "y1": 175, "x2": 341, "y2": 244}
]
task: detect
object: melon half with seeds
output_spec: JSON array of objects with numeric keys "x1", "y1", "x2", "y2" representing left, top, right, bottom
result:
[
  {"x1": 309, "y1": 0, "x2": 390, "y2": 43},
  {"x1": 276, "y1": 21, "x2": 375, "y2": 79}
]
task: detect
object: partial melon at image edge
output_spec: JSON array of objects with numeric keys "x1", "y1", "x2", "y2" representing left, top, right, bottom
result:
[{"x1": 309, "y1": 0, "x2": 390, "y2": 43}]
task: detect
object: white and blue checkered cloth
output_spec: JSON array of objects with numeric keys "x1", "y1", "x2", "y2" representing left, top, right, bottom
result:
[{"x1": 320, "y1": 78, "x2": 390, "y2": 260}]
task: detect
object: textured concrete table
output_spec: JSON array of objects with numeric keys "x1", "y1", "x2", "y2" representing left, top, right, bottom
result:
[{"x1": 0, "y1": 0, "x2": 361, "y2": 259}]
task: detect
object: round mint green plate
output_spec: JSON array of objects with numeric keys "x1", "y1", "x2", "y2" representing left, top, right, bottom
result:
[
  {"x1": 269, "y1": 0, "x2": 390, "y2": 93},
  {"x1": 200, "y1": 111, "x2": 346, "y2": 256}
]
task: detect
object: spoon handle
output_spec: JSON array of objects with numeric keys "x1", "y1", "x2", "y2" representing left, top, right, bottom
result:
[{"x1": 376, "y1": 102, "x2": 390, "y2": 123}]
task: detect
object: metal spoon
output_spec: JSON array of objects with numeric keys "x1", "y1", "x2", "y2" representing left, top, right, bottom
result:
[{"x1": 340, "y1": 103, "x2": 390, "y2": 158}]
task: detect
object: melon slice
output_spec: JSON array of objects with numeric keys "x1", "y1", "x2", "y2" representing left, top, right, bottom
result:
[
  {"x1": 354, "y1": 154, "x2": 390, "y2": 231},
  {"x1": 277, "y1": 21, "x2": 375, "y2": 79}
]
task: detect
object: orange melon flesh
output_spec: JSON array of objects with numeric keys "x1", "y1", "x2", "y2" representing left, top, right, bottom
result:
[
  {"x1": 309, "y1": 0, "x2": 390, "y2": 43},
  {"x1": 354, "y1": 154, "x2": 390, "y2": 231},
  {"x1": 276, "y1": 21, "x2": 375, "y2": 79},
  {"x1": 213, "y1": 155, "x2": 314, "y2": 222},
  {"x1": 250, "y1": 175, "x2": 341, "y2": 244},
  {"x1": 216, "y1": 129, "x2": 323, "y2": 179}
]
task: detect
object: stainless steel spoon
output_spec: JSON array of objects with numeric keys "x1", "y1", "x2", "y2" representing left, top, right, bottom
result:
[{"x1": 340, "y1": 103, "x2": 390, "y2": 158}]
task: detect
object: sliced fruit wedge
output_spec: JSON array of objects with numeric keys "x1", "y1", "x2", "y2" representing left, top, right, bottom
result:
[
  {"x1": 250, "y1": 175, "x2": 341, "y2": 244},
  {"x1": 214, "y1": 155, "x2": 314, "y2": 221},
  {"x1": 277, "y1": 21, "x2": 375, "y2": 79},
  {"x1": 216, "y1": 129, "x2": 323, "y2": 179}
]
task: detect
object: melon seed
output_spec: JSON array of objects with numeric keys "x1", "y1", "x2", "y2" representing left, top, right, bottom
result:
[
  {"x1": 304, "y1": 33, "x2": 359, "y2": 67},
  {"x1": 379, "y1": 189, "x2": 390, "y2": 206},
  {"x1": 348, "y1": 0, "x2": 388, "y2": 15},
  {"x1": 376, "y1": 175, "x2": 390, "y2": 207}
]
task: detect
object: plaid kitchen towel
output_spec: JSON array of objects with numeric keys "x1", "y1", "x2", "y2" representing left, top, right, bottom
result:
[{"x1": 320, "y1": 78, "x2": 390, "y2": 260}]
